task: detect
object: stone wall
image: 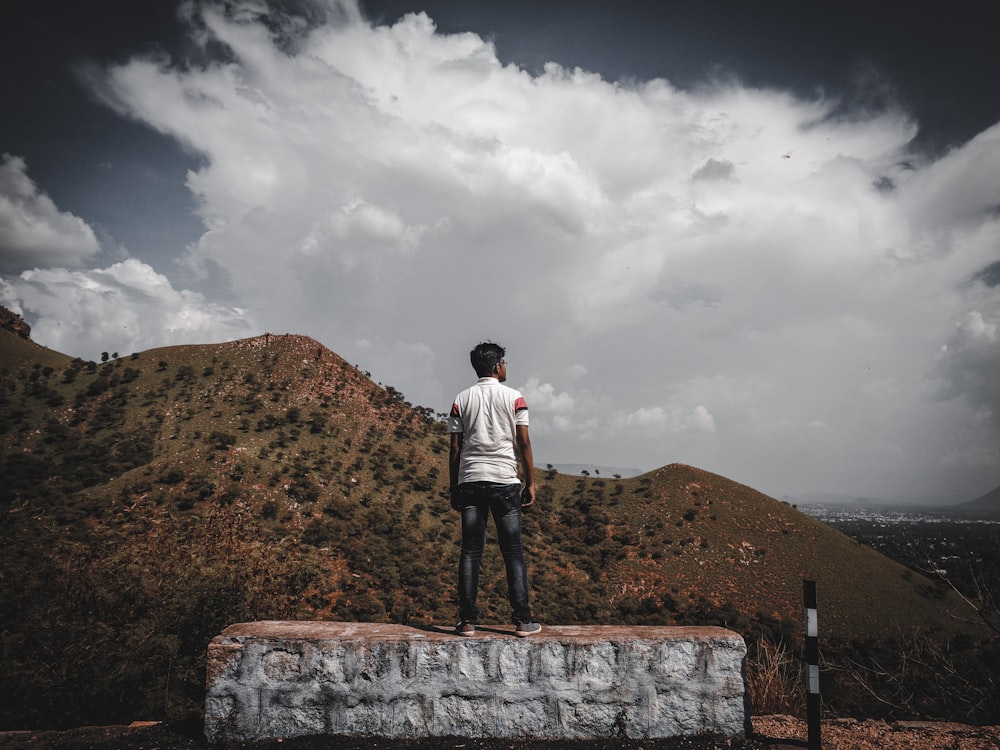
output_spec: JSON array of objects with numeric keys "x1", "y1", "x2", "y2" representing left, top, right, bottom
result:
[{"x1": 205, "y1": 621, "x2": 748, "y2": 742}]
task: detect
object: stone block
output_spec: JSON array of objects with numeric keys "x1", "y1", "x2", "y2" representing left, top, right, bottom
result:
[{"x1": 205, "y1": 621, "x2": 747, "y2": 742}]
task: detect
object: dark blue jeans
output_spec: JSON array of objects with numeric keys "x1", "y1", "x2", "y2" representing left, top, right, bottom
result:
[{"x1": 456, "y1": 482, "x2": 532, "y2": 623}]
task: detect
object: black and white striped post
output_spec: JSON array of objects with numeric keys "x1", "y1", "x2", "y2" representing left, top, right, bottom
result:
[{"x1": 804, "y1": 578, "x2": 821, "y2": 749}]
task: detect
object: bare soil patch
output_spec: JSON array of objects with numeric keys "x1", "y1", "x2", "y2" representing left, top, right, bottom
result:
[{"x1": 752, "y1": 714, "x2": 1000, "y2": 749}]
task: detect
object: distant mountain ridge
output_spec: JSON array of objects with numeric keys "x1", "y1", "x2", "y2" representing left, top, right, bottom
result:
[
  {"x1": 0, "y1": 306, "x2": 989, "y2": 728},
  {"x1": 958, "y1": 484, "x2": 1000, "y2": 513}
]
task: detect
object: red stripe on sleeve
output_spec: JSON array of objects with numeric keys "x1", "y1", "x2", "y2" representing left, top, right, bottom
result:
[
  {"x1": 514, "y1": 396, "x2": 528, "y2": 412},
  {"x1": 450, "y1": 403, "x2": 461, "y2": 417}
]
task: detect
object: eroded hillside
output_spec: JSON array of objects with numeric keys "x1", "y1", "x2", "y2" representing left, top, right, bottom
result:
[{"x1": 0, "y1": 313, "x2": 990, "y2": 728}]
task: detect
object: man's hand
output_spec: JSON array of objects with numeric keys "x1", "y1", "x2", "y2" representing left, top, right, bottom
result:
[{"x1": 521, "y1": 484, "x2": 536, "y2": 508}]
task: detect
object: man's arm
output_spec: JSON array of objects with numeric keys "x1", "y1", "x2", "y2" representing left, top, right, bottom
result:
[
  {"x1": 515, "y1": 424, "x2": 536, "y2": 507},
  {"x1": 449, "y1": 432, "x2": 464, "y2": 490}
]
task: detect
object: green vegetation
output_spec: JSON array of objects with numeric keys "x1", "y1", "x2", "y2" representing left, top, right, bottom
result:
[{"x1": 0, "y1": 312, "x2": 996, "y2": 728}]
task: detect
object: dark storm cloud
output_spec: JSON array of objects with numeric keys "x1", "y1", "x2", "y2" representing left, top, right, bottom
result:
[
  {"x1": 973, "y1": 261, "x2": 1000, "y2": 288},
  {"x1": 2, "y1": 0, "x2": 999, "y2": 502}
]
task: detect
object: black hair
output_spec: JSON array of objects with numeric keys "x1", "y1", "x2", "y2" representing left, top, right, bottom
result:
[{"x1": 470, "y1": 342, "x2": 505, "y2": 377}]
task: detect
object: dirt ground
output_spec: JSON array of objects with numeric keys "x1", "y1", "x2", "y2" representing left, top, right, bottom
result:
[
  {"x1": 752, "y1": 715, "x2": 1000, "y2": 749},
  {"x1": 2, "y1": 716, "x2": 1000, "y2": 750}
]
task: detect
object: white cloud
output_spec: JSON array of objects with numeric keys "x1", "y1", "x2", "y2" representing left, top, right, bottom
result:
[
  {"x1": 5, "y1": 0, "x2": 998, "y2": 502},
  {"x1": 686, "y1": 405, "x2": 716, "y2": 433},
  {"x1": 0, "y1": 155, "x2": 102, "y2": 273},
  {"x1": 520, "y1": 377, "x2": 575, "y2": 414},
  {"x1": 614, "y1": 406, "x2": 670, "y2": 431},
  {"x1": 0, "y1": 259, "x2": 256, "y2": 360},
  {"x1": 611, "y1": 404, "x2": 716, "y2": 435},
  {"x1": 935, "y1": 310, "x2": 1000, "y2": 427}
]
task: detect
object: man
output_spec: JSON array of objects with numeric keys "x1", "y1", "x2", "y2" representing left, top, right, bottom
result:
[{"x1": 448, "y1": 342, "x2": 541, "y2": 637}]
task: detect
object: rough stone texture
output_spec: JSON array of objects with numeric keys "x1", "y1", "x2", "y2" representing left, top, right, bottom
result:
[{"x1": 204, "y1": 621, "x2": 748, "y2": 743}]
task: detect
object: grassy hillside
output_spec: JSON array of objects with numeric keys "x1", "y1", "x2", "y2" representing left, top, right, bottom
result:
[{"x1": 0, "y1": 315, "x2": 994, "y2": 728}]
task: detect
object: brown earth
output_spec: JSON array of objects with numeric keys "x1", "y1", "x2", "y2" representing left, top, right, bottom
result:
[
  {"x1": 3, "y1": 717, "x2": 1000, "y2": 750},
  {"x1": 753, "y1": 715, "x2": 1000, "y2": 749}
]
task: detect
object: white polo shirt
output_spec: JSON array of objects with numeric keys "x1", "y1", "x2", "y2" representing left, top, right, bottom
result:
[{"x1": 449, "y1": 377, "x2": 529, "y2": 485}]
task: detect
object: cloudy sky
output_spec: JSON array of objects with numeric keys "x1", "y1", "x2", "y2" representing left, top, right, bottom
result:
[{"x1": 2, "y1": 0, "x2": 999, "y2": 503}]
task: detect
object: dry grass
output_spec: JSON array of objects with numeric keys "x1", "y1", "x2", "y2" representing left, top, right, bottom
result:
[
  {"x1": 1, "y1": 317, "x2": 997, "y2": 729},
  {"x1": 746, "y1": 637, "x2": 805, "y2": 716}
]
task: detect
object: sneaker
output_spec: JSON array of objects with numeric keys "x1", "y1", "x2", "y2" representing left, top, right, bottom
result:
[
  {"x1": 514, "y1": 620, "x2": 542, "y2": 637},
  {"x1": 455, "y1": 621, "x2": 476, "y2": 636}
]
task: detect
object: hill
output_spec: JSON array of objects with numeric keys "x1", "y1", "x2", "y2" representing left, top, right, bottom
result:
[
  {"x1": 956, "y1": 484, "x2": 1000, "y2": 515},
  {"x1": 0, "y1": 309, "x2": 992, "y2": 728}
]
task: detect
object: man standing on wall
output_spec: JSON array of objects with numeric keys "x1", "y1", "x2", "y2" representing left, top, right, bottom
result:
[{"x1": 448, "y1": 342, "x2": 541, "y2": 637}]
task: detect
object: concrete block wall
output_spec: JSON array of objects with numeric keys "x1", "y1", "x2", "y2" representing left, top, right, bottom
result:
[{"x1": 205, "y1": 621, "x2": 748, "y2": 742}]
